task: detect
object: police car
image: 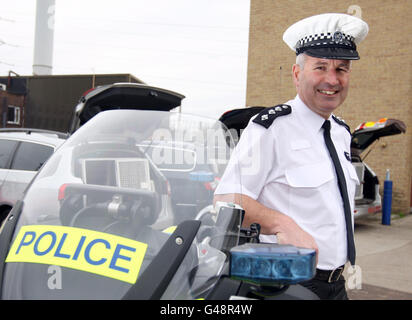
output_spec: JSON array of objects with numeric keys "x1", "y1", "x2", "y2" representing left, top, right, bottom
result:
[
  {"x1": 351, "y1": 118, "x2": 406, "y2": 218},
  {"x1": 219, "y1": 107, "x2": 406, "y2": 220}
]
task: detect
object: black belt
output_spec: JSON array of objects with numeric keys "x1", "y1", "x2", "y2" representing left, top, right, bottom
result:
[{"x1": 315, "y1": 266, "x2": 345, "y2": 283}]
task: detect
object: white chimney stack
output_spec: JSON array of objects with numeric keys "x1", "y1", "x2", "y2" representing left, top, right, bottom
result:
[{"x1": 33, "y1": 0, "x2": 56, "y2": 75}]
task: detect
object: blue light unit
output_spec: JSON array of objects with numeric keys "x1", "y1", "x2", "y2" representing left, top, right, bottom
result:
[
  {"x1": 229, "y1": 243, "x2": 316, "y2": 285},
  {"x1": 189, "y1": 171, "x2": 214, "y2": 182}
]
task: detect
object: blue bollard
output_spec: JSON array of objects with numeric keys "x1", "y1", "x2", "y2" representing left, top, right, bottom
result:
[{"x1": 382, "y1": 169, "x2": 392, "y2": 225}]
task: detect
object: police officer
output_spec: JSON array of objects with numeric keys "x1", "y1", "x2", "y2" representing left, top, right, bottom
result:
[{"x1": 214, "y1": 13, "x2": 369, "y2": 300}]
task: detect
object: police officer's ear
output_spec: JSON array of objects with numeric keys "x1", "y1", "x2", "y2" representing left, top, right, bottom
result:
[{"x1": 292, "y1": 63, "x2": 301, "y2": 90}]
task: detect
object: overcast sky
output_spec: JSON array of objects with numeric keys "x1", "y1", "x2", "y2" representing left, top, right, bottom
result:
[{"x1": 0, "y1": 0, "x2": 250, "y2": 119}]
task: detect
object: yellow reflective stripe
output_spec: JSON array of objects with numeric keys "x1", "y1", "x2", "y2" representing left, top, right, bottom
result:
[
  {"x1": 162, "y1": 226, "x2": 177, "y2": 234},
  {"x1": 6, "y1": 225, "x2": 148, "y2": 284}
]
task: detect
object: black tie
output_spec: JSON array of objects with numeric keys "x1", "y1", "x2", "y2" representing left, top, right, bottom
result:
[{"x1": 322, "y1": 120, "x2": 356, "y2": 265}]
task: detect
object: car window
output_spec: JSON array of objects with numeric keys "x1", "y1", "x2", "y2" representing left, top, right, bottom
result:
[
  {"x1": 0, "y1": 139, "x2": 18, "y2": 169},
  {"x1": 11, "y1": 142, "x2": 54, "y2": 171}
]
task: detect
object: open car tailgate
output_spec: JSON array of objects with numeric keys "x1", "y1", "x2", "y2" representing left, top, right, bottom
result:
[
  {"x1": 351, "y1": 118, "x2": 406, "y2": 154},
  {"x1": 69, "y1": 83, "x2": 185, "y2": 134}
]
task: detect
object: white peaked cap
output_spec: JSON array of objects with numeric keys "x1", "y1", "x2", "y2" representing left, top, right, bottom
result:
[{"x1": 283, "y1": 13, "x2": 369, "y2": 60}]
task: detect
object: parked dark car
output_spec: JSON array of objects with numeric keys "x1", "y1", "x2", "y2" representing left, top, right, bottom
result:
[
  {"x1": 67, "y1": 82, "x2": 224, "y2": 223},
  {"x1": 137, "y1": 139, "x2": 227, "y2": 224}
]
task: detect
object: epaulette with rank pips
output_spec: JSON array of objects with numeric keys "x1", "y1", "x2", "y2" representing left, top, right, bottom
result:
[
  {"x1": 332, "y1": 115, "x2": 351, "y2": 134},
  {"x1": 252, "y1": 104, "x2": 291, "y2": 129}
]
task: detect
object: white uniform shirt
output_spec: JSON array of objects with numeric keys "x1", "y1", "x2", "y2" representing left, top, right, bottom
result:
[{"x1": 215, "y1": 95, "x2": 359, "y2": 270}]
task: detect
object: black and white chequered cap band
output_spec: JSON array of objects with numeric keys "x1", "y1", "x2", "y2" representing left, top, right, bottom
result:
[{"x1": 295, "y1": 31, "x2": 356, "y2": 55}]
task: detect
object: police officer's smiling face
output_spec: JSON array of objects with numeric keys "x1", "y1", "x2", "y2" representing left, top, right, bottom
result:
[{"x1": 293, "y1": 55, "x2": 351, "y2": 119}]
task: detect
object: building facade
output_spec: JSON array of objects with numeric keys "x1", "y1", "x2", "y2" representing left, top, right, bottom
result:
[
  {"x1": 246, "y1": 0, "x2": 412, "y2": 212},
  {"x1": 0, "y1": 73, "x2": 143, "y2": 133}
]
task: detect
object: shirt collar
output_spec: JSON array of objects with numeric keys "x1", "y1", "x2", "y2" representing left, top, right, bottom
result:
[{"x1": 294, "y1": 94, "x2": 328, "y2": 134}]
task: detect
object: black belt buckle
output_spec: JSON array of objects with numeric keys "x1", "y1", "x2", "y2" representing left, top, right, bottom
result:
[{"x1": 327, "y1": 266, "x2": 344, "y2": 283}]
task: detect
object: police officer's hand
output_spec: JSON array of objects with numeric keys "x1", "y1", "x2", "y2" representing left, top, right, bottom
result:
[
  {"x1": 215, "y1": 193, "x2": 319, "y2": 262},
  {"x1": 274, "y1": 213, "x2": 319, "y2": 259}
]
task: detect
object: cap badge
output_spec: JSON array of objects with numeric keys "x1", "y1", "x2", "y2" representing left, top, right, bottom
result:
[{"x1": 333, "y1": 31, "x2": 344, "y2": 44}]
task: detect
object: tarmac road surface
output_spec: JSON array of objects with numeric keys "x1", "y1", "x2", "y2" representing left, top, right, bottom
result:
[{"x1": 345, "y1": 212, "x2": 412, "y2": 300}]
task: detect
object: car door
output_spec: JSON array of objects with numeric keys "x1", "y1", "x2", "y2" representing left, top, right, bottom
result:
[
  {"x1": 2, "y1": 141, "x2": 55, "y2": 205},
  {"x1": 0, "y1": 139, "x2": 20, "y2": 203}
]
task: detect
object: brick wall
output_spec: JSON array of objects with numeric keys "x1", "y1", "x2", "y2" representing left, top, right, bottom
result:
[{"x1": 246, "y1": 0, "x2": 412, "y2": 212}]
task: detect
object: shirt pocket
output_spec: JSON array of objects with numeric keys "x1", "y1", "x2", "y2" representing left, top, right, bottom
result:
[
  {"x1": 284, "y1": 161, "x2": 336, "y2": 226},
  {"x1": 291, "y1": 139, "x2": 311, "y2": 150},
  {"x1": 285, "y1": 162, "x2": 334, "y2": 188}
]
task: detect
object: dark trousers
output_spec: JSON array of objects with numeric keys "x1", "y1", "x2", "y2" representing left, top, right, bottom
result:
[{"x1": 299, "y1": 276, "x2": 349, "y2": 300}]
